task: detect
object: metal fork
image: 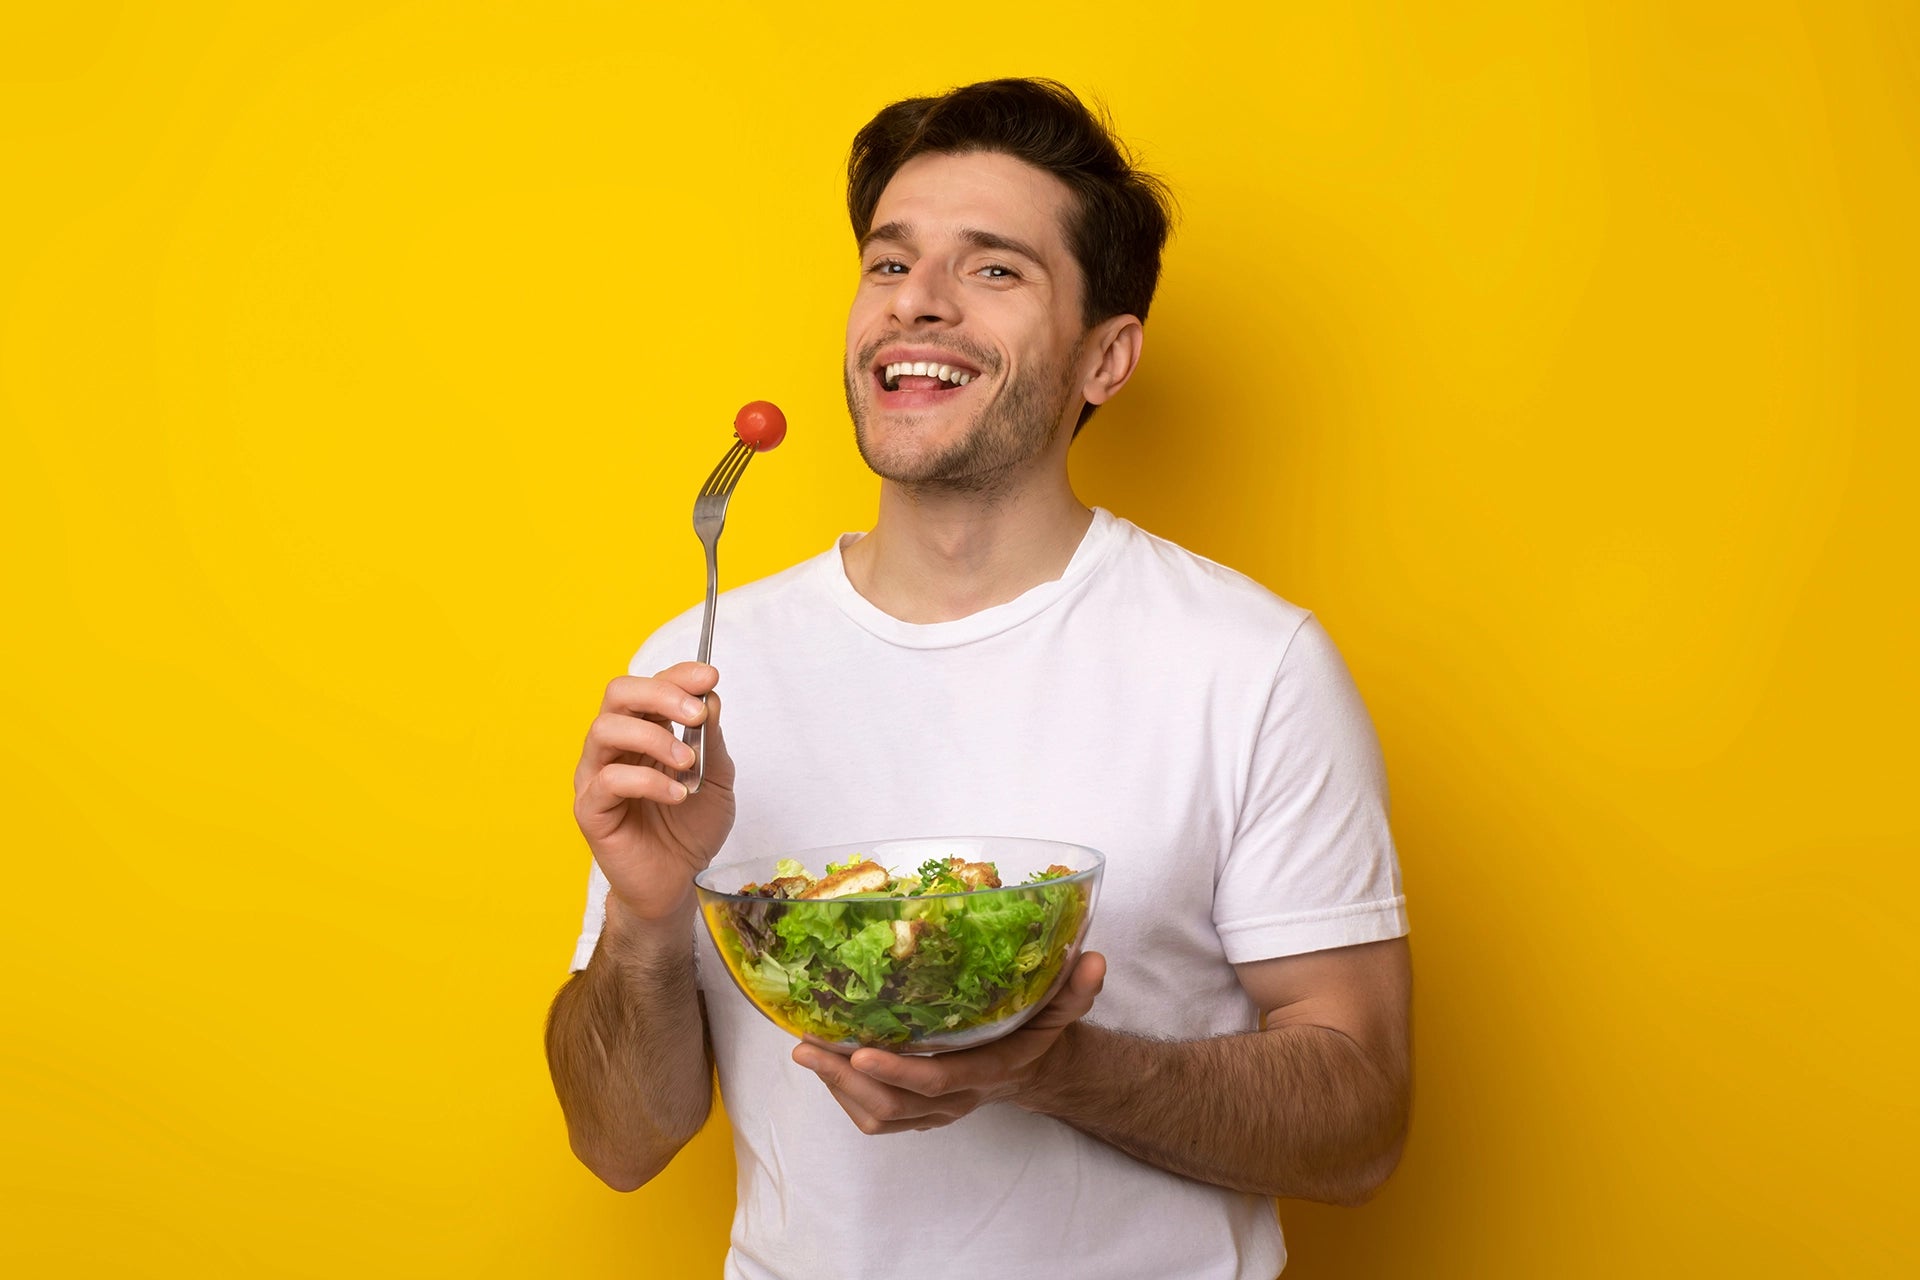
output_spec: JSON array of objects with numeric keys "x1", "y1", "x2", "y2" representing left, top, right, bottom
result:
[{"x1": 680, "y1": 438, "x2": 755, "y2": 794}]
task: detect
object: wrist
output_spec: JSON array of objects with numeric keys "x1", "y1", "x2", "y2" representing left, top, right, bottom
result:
[
  {"x1": 1015, "y1": 1019, "x2": 1094, "y2": 1115},
  {"x1": 600, "y1": 891, "x2": 696, "y2": 966}
]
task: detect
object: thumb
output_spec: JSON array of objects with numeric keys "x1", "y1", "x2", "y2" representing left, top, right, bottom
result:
[
  {"x1": 1030, "y1": 950, "x2": 1105, "y2": 1030},
  {"x1": 1067, "y1": 949, "x2": 1106, "y2": 1007},
  {"x1": 697, "y1": 687, "x2": 736, "y2": 789}
]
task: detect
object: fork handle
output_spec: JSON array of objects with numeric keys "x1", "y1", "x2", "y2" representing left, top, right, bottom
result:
[{"x1": 682, "y1": 543, "x2": 720, "y2": 794}]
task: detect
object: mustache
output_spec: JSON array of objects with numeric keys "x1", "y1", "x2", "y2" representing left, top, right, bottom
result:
[{"x1": 852, "y1": 334, "x2": 1001, "y2": 376}]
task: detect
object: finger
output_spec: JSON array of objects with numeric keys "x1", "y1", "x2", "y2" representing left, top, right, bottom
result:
[
  {"x1": 585, "y1": 669, "x2": 720, "y2": 793},
  {"x1": 580, "y1": 711, "x2": 696, "y2": 778},
  {"x1": 793, "y1": 1046, "x2": 894, "y2": 1130},
  {"x1": 1073, "y1": 950, "x2": 1108, "y2": 997},
  {"x1": 792, "y1": 1043, "x2": 871, "y2": 1095},
  {"x1": 815, "y1": 1078, "x2": 899, "y2": 1136},
  {"x1": 845, "y1": 1048, "x2": 963, "y2": 1099},
  {"x1": 694, "y1": 689, "x2": 735, "y2": 789},
  {"x1": 576, "y1": 761, "x2": 689, "y2": 828},
  {"x1": 821, "y1": 1081, "x2": 958, "y2": 1136},
  {"x1": 1024, "y1": 950, "x2": 1107, "y2": 1031},
  {"x1": 599, "y1": 667, "x2": 718, "y2": 726},
  {"x1": 657, "y1": 660, "x2": 721, "y2": 698},
  {"x1": 822, "y1": 1087, "x2": 943, "y2": 1136},
  {"x1": 793, "y1": 1045, "x2": 955, "y2": 1132}
]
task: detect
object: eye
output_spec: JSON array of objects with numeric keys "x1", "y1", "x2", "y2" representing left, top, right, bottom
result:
[
  {"x1": 867, "y1": 257, "x2": 910, "y2": 276},
  {"x1": 978, "y1": 264, "x2": 1019, "y2": 280}
]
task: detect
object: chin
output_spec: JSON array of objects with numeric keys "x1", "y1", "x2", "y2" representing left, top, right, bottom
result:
[
  {"x1": 852, "y1": 405, "x2": 972, "y2": 474},
  {"x1": 854, "y1": 433, "x2": 952, "y2": 487}
]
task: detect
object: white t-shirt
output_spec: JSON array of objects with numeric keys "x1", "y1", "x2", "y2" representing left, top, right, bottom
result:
[{"x1": 570, "y1": 508, "x2": 1407, "y2": 1280}]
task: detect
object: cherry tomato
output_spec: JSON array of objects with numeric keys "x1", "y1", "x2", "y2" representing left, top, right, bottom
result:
[{"x1": 733, "y1": 400, "x2": 787, "y2": 452}]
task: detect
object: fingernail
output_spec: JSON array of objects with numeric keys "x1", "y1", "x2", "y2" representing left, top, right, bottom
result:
[
  {"x1": 669, "y1": 781, "x2": 688, "y2": 801},
  {"x1": 676, "y1": 745, "x2": 695, "y2": 767},
  {"x1": 682, "y1": 698, "x2": 704, "y2": 720}
]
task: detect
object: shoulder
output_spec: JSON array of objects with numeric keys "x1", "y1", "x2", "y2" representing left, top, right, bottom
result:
[{"x1": 1097, "y1": 515, "x2": 1315, "y2": 651}]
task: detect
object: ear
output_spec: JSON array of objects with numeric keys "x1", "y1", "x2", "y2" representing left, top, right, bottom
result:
[{"x1": 1080, "y1": 314, "x2": 1145, "y2": 408}]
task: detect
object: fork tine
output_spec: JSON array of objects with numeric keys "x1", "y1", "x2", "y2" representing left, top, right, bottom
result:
[
  {"x1": 719, "y1": 440, "x2": 755, "y2": 495},
  {"x1": 705, "y1": 440, "x2": 754, "y2": 500},
  {"x1": 699, "y1": 439, "x2": 752, "y2": 496}
]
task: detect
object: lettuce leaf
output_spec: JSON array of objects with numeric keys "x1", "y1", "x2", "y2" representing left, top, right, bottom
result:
[{"x1": 720, "y1": 875, "x2": 1089, "y2": 1048}]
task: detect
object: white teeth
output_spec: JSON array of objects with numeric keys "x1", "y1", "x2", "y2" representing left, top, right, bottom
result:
[{"x1": 882, "y1": 360, "x2": 975, "y2": 386}]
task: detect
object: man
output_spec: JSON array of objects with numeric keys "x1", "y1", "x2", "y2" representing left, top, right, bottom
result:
[{"x1": 547, "y1": 79, "x2": 1411, "y2": 1279}]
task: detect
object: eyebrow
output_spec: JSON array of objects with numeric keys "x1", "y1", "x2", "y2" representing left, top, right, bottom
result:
[{"x1": 860, "y1": 221, "x2": 1049, "y2": 267}]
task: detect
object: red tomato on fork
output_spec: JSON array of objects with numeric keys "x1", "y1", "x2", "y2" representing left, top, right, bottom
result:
[{"x1": 734, "y1": 401, "x2": 786, "y2": 451}]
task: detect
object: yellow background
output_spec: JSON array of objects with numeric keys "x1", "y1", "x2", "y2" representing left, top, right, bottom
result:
[{"x1": 4, "y1": 2, "x2": 1915, "y2": 1275}]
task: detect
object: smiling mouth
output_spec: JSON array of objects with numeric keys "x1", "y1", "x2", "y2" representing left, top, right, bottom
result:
[{"x1": 880, "y1": 360, "x2": 977, "y2": 392}]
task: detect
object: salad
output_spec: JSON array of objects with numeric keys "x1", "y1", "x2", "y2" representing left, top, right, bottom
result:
[{"x1": 708, "y1": 855, "x2": 1089, "y2": 1048}]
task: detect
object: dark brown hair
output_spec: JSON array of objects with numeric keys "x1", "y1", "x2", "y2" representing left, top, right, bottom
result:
[{"x1": 847, "y1": 78, "x2": 1176, "y2": 332}]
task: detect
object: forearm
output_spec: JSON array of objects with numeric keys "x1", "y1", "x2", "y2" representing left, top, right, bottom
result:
[
  {"x1": 544, "y1": 897, "x2": 713, "y2": 1191},
  {"x1": 1019, "y1": 1021, "x2": 1408, "y2": 1205}
]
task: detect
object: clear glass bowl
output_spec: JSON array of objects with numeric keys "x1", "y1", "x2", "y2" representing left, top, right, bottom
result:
[{"x1": 695, "y1": 836, "x2": 1104, "y2": 1055}]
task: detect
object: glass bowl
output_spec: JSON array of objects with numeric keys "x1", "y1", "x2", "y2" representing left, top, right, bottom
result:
[{"x1": 695, "y1": 836, "x2": 1103, "y2": 1055}]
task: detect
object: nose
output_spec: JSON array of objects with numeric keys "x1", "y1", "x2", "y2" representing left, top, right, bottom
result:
[{"x1": 888, "y1": 260, "x2": 960, "y2": 328}]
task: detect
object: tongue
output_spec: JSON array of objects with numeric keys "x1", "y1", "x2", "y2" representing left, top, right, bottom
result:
[{"x1": 895, "y1": 375, "x2": 948, "y2": 391}]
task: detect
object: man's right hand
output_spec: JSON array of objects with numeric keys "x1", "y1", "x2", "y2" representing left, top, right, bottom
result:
[{"x1": 573, "y1": 662, "x2": 736, "y2": 924}]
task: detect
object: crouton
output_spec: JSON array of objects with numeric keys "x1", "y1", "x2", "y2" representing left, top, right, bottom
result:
[
  {"x1": 947, "y1": 858, "x2": 1002, "y2": 890},
  {"x1": 889, "y1": 919, "x2": 926, "y2": 959}
]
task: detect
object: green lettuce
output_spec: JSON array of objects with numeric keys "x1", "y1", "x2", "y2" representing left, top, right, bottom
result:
[{"x1": 717, "y1": 869, "x2": 1089, "y2": 1048}]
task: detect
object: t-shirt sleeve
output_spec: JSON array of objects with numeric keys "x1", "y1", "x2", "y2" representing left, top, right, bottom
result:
[
  {"x1": 567, "y1": 628, "x2": 690, "y2": 972},
  {"x1": 1212, "y1": 615, "x2": 1408, "y2": 963},
  {"x1": 569, "y1": 861, "x2": 611, "y2": 972}
]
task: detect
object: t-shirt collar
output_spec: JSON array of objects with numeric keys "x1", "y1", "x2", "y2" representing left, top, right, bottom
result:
[{"x1": 821, "y1": 507, "x2": 1119, "y2": 649}]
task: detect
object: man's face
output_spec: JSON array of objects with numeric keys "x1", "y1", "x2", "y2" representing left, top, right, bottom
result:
[{"x1": 843, "y1": 150, "x2": 1092, "y2": 495}]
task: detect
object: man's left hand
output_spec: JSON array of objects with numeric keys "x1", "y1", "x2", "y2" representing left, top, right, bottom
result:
[{"x1": 791, "y1": 951, "x2": 1106, "y2": 1135}]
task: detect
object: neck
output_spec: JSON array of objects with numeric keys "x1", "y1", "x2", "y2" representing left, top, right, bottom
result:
[{"x1": 842, "y1": 467, "x2": 1094, "y2": 624}]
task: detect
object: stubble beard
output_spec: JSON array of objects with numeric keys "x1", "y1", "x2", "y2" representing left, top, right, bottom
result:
[{"x1": 842, "y1": 336, "x2": 1086, "y2": 504}]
